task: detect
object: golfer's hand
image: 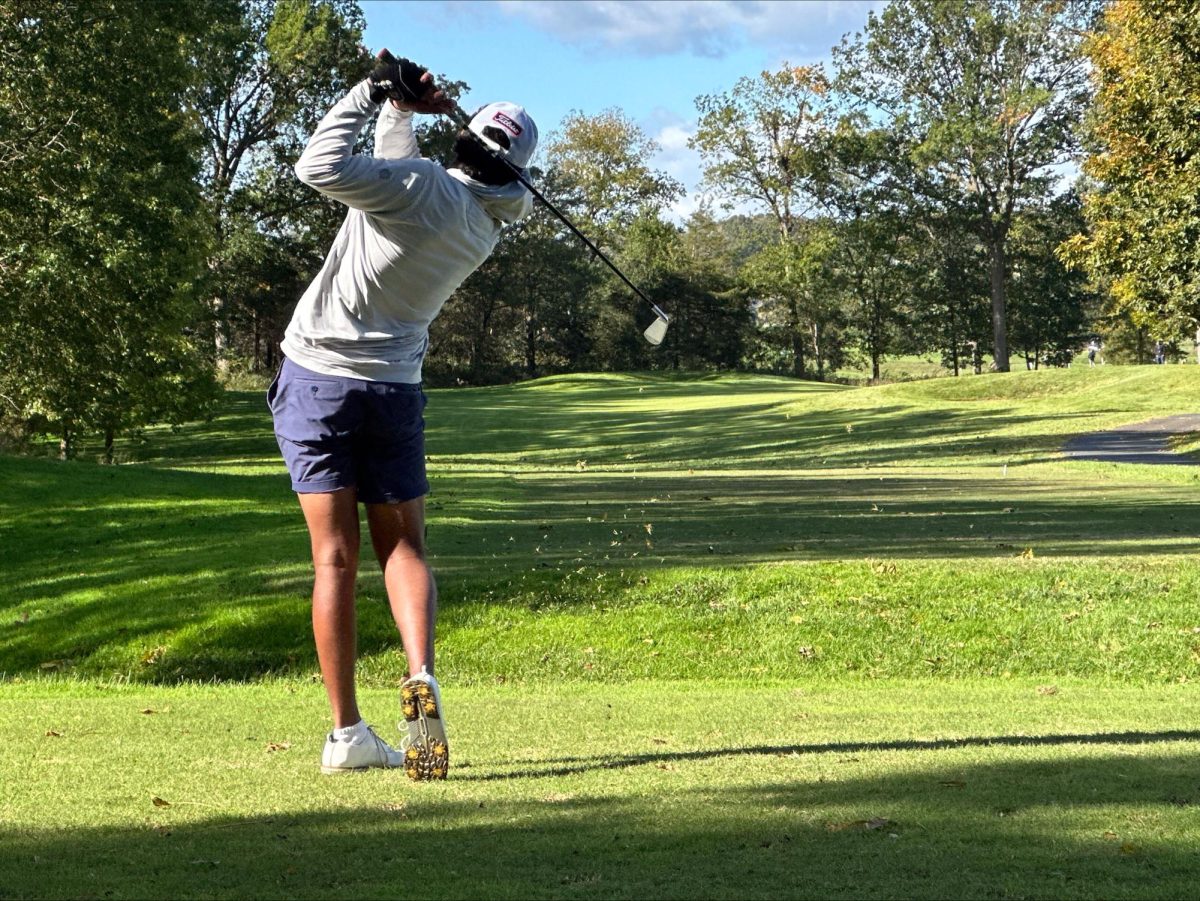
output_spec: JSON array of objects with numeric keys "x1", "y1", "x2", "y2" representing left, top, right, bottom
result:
[
  {"x1": 371, "y1": 48, "x2": 453, "y2": 115},
  {"x1": 390, "y1": 70, "x2": 454, "y2": 115}
]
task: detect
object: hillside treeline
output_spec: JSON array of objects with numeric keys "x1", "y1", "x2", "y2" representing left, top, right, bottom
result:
[{"x1": 1, "y1": 0, "x2": 1197, "y2": 457}]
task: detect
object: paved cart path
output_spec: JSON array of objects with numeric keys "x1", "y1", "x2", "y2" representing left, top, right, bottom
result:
[{"x1": 1063, "y1": 415, "x2": 1200, "y2": 465}]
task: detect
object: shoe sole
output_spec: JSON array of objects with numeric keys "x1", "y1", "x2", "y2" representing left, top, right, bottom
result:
[
  {"x1": 319, "y1": 764, "x2": 371, "y2": 775},
  {"x1": 401, "y1": 681, "x2": 449, "y2": 781}
]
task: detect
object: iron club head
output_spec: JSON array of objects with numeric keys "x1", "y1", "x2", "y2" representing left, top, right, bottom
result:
[{"x1": 643, "y1": 315, "x2": 669, "y2": 346}]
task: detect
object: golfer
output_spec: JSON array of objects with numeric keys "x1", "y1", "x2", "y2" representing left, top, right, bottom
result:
[{"x1": 268, "y1": 51, "x2": 537, "y2": 778}]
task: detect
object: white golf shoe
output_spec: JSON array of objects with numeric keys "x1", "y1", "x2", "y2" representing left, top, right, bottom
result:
[
  {"x1": 319, "y1": 723, "x2": 404, "y2": 774},
  {"x1": 400, "y1": 668, "x2": 449, "y2": 781}
]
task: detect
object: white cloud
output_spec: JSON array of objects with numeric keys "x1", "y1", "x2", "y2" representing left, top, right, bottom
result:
[
  {"x1": 495, "y1": 0, "x2": 881, "y2": 58},
  {"x1": 646, "y1": 114, "x2": 751, "y2": 224}
]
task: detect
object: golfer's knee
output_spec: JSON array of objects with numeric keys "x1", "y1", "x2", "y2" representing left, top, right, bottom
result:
[{"x1": 313, "y1": 545, "x2": 359, "y2": 574}]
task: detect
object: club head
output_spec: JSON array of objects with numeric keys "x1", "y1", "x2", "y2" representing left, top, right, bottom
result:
[{"x1": 643, "y1": 316, "x2": 669, "y2": 346}]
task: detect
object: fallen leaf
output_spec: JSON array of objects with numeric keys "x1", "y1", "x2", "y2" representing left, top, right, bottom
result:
[
  {"x1": 152, "y1": 796, "x2": 171, "y2": 808},
  {"x1": 1103, "y1": 831, "x2": 1119, "y2": 841},
  {"x1": 266, "y1": 742, "x2": 291, "y2": 753},
  {"x1": 141, "y1": 646, "x2": 166, "y2": 666},
  {"x1": 44, "y1": 730, "x2": 62, "y2": 738},
  {"x1": 1036, "y1": 685, "x2": 1059, "y2": 696},
  {"x1": 652, "y1": 737, "x2": 668, "y2": 745},
  {"x1": 141, "y1": 708, "x2": 157, "y2": 715}
]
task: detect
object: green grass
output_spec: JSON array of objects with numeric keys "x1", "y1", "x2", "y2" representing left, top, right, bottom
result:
[
  {"x1": 4, "y1": 365, "x2": 1200, "y2": 898},
  {"x1": 5, "y1": 367, "x2": 1200, "y2": 683},
  {"x1": 3, "y1": 679, "x2": 1199, "y2": 900}
]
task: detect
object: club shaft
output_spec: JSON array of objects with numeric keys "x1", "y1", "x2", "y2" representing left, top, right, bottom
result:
[{"x1": 451, "y1": 105, "x2": 668, "y2": 323}]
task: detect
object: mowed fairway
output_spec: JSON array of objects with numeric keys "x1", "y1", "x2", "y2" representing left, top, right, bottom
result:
[{"x1": 3, "y1": 367, "x2": 1200, "y2": 899}]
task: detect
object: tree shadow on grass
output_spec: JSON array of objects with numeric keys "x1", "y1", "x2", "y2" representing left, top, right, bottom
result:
[
  {"x1": 462, "y1": 729, "x2": 1200, "y2": 781},
  {"x1": 2, "y1": 743, "x2": 1198, "y2": 899},
  {"x1": 428, "y1": 471, "x2": 1200, "y2": 571}
]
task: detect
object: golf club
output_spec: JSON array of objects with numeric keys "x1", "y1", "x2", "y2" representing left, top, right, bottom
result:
[{"x1": 448, "y1": 102, "x2": 671, "y2": 347}]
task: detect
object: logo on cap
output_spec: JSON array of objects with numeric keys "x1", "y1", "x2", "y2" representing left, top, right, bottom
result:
[{"x1": 492, "y1": 111, "x2": 522, "y2": 137}]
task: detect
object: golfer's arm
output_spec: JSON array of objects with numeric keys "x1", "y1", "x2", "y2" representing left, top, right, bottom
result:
[
  {"x1": 294, "y1": 80, "x2": 418, "y2": 213},
  {"x1": 376, "y1": 102, "x2": 420, "y2": 160}
]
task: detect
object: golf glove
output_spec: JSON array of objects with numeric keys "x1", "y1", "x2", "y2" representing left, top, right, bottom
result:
[{"x1": 369, "y1": 50, "x2": 427, "y2": 105}]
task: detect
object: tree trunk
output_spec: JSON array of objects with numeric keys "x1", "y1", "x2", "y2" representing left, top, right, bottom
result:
[
  {"x1": 871, "y1": 295, "x2": 882, "y2": 381},
  {"x1": 792, "y1": 329, "x2": 806, "y2": 377},
  {"x1": 525, "y1": 314, "x2": 537, "y2": 378},
  {"x1": 988, "y1": 231, "x2": 1010, "y2": 372},
  {"x1": 812, "y1": 322, "x2": 824, "y2": 381},
  {"x1": 949, "y1": 303, "x2": 959, "y2": 376},
  {"x1": 790, "y1": 300, "x2": 806, "y2": 377},
  {"x1": 59, "y1": 424, "x2": 73, "y2": 461},
  {"x1": 253, "y1": 311, "x2": 261, "y2": 372},
  {"x1": 213, "y1": 295, "x2": 229, "y2": 371},
  {"x1": 104, "y1": 429, "x2": 115, "y2": 465}
]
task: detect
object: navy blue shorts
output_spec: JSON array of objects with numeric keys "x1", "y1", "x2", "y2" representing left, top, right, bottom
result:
[{"x1": 267, "y1": 357, "x2": 429, "y2": 503}]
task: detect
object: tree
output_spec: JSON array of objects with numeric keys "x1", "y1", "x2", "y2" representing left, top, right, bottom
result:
[
  {"x1": 693, "y1": 64, "x2": 843, "y2": 377},
  {"x1": 1060, "y1": 1, "x2": 1200, "y2": 340},
  {"x1": 618, "y1": 212, "x2": 750, "y2": 372},
  {"x1": 1009, "y1": 192, "x2": 1093, "y2": 368},
  {"x1": 0, "y1": 1, "x2": 218, "y2": 459},
  {"x1": 908, "y1": 211, "x2": 992, "y2": 376},
  {"x1": 808, "y1": 120, "x2": 916, "y2": 381},
  {"x1": 185, "y1": 0, "x2": 368, "y2": 364},
  {"x1": 544, "y1": 109, "x2": 683, "y2": 249},
  {"x1": 739, "y1": 228, "x2": 836, "y2": 377},
  {"x1": 836, "y1": 0, "x2": 1092, "y2": 372}
]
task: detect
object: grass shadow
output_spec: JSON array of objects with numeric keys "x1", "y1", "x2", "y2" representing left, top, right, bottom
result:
[{"x1": 2, "y1": 744, "x2": 1198, "y2": 899}]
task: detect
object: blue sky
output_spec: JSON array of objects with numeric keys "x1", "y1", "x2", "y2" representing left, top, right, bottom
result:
[{"x1": 361, "y1": 0, "x2": 884, "y2": 220}]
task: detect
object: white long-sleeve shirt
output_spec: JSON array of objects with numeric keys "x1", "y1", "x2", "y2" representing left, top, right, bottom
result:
[{"x1": 281, "y1": 80, "x2": 533, "y2": 382}]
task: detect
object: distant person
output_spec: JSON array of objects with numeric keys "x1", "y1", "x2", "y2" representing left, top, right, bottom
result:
[
  {"x1": 268, "y1": 51, "x2": 538, "y2": 778},
  {"x1": 1087, "y1": 340, "x2": 1099, "y2": 366},
  {"x1": 1154, "y1": 340, "x2": 1166, "y2": 365}
]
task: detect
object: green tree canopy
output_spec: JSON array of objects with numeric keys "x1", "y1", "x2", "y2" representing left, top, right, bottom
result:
[
  {"x1": 836, "y1": 0, "x2": 1092, "y2": 372},
  {"x1": 1060, "y1": 0, "x2": 1200, "y2": 338},
  {"x1": 0, "y1": 0, "x2": 218, "y2": 459}
]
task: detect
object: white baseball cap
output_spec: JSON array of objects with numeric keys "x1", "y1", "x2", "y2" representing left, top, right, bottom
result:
[{"x1": 468, "y1": 102, "x2": 538, "y2": 169}]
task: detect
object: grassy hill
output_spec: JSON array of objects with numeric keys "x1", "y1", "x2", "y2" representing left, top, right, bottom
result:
[{"x1": 3, "y1": 366, "x2": 1200, "y2": 684}]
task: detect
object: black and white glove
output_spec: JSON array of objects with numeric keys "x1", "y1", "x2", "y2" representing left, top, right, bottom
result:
[{"x1": 368, "y1": 49, "x2": 427, "y2": 105}]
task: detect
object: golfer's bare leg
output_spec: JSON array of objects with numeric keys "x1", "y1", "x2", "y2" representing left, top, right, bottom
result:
[
  {"x1": 298, "y1": 487, "x2": 362, "y2": 729},
  {"x1": 366, "y1": 497, "x2": 436, "y2": 676}
]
